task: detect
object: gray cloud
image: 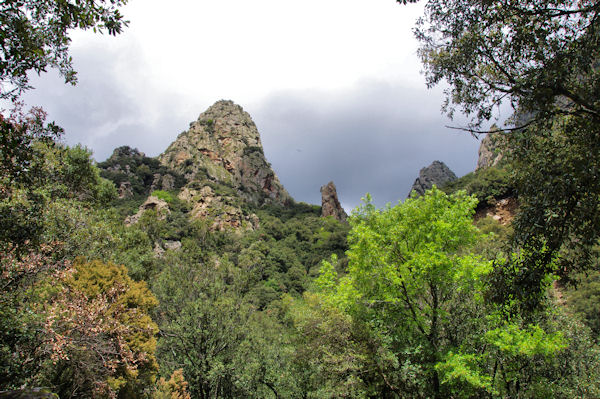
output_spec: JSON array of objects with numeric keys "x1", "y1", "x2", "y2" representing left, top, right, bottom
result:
[
  {"x1": 19, "y1": 44, "x2": 481, "y2": 212},
  {"x1": 21, "y1": 41, "x2": 196, "y2": 162},
  {"x1": 251, "y1": 81, "x2": 480, "y2": 210}
]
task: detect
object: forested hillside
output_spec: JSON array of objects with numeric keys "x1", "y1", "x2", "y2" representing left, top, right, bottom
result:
[{"x1": 2, "y1": 0, "x2": 600, "y2": 398}]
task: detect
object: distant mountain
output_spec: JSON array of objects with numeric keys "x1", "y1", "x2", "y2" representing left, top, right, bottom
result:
[{"x1": 408, "y1": 160, "x2": 457, "y2": 197}]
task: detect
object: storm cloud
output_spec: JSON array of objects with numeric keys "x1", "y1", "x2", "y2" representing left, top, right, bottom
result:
[
  {"x1": 251, "y1": 82, "x2": 481, "y2": 210},
  {"x1": 21, "y1": 64, "x2": 482, "y2": 211},
  {"x1": 18, "y1": 40, "x2": 483, "y2": 213}
]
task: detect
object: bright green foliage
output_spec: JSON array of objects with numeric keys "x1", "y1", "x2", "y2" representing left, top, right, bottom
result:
[
  {"x1": 313, "y1": 188, "x2": 596, "y2": 398},
  {"x1": 435, "y1": 352, "x2": 494, "y2": 396},
  {"x1": 486, "y1": 323, "x2": 566, "y2": 357},
  {"x1": 151, "y1": 190, "x2": 175, "y2": 203},
  {"x1": 317, "y1": 188, "x2": 491, "y2": 397}
]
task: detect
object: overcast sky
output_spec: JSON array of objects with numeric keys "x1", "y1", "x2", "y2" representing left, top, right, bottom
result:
[{"x1": 20, "y1": 0, "x2": 496, "y2": 211}]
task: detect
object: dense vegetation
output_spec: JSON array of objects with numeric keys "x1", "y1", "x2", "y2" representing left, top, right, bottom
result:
[{"x1": 2, "y1": 0, "x2": 600, "y2": 397}]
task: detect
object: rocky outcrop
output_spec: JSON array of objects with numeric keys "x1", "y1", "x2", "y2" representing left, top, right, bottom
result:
[
  {"x1": 153, "y1": 240, "x2": 182, "y2": 258},
  {"x1": 476, "y1": 133, "x2": 506, "y2": 170},
  {"x1": 408, "y1": 161, "x2": 457, "y2": 197},
  {"x1": 178, "y1": 186, "x2": 259, "y2": 231},
  {"x1": 150, "y1": 173, "x2": 175, "y2": 192},
  {"x1": 320, "y1": 181, "x2": 347, "y2": 222},
  {"x1": 157, "y1": 100, "x2": 291, "y2": 231},
  {"x1": 474, "y1": 197, "x2": 518, "y2": 225},
  {"x1": 125, "y1": 195, "x2": 170, "y2": 226},
  {"x1": 159, "y1": 100, "x2": 290, "y2": 206},
  {"x1": 118, "y1": 181, "x2": 133, "y2": 199}
]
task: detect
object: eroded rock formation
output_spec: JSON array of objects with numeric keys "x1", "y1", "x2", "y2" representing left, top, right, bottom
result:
[
  {"x1": 159, "y1": 100, "x2": 290, "y2": 206},
  {"x1": 158, "y1": 100, "x2": 289, "y2": 230},
  {"x1": 320, "y1": 181, "x2": 347, "y2": 222},
  {"x1": 125, "y1": 195, "x2": 170, "y2": 226}
]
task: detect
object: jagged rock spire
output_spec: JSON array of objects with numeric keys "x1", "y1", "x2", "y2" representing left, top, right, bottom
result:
[{"x1": 320, "y1": 181, "x2": 347, "y2": 222}]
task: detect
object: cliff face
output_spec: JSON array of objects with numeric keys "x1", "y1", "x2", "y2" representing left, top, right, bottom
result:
[
  {"x1": 476, "y1": 133, "x2": 506, "y2": 171},
  {"x1": 408, "y1": 160, "x2": 457, "y2": 197},
  {"x1": 159, "y1": 100, "x2": 290, "y2": 206}
]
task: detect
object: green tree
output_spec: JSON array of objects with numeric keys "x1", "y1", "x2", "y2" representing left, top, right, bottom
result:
[
  {"x1": 400, "y1": 0, "x2": 600, "y2": 308},
  {"x1": 317, "y1": 188, "x2": 492, "y2": 398},
  {"x1": 405, "y1": 0, "x2": 600, "y2": 128},
  {"x1": 0, "y1": 0, "x2": 129, "y2": 100},
  {"x1": 153, "y1": 255, "x2": 296, "y2": 399},
  {"x1": 315, "y1": 189, "x2": 598, "y2": 398}
]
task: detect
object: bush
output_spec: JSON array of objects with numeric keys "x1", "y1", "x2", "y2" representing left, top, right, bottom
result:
[
  {"x1": 443, "y1": 165, "x2": 513, "y2": 207},
  {"x1": 152, "y1": 190, "x2": 175, "y2": 203}
]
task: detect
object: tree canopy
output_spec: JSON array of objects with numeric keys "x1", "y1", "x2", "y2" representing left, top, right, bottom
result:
[
  {"x1": 404, "y1": 0, "x2": 600, "y2": 128},
  {"x1": 0, "y1": 0, "x2": 129, "y2": 100}
]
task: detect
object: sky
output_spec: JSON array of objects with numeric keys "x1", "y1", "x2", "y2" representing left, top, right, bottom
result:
[{"x1": 19, "y1": 0, "x2": 497, "y2": 211}]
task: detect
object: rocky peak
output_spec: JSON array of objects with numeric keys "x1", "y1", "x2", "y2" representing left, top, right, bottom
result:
[
  {"x1": 320, "y1": 181, "x2": 347, "y2": 222},
  {"x1": 159, "y1": 100, "x2": 290, "y2": 206},
  {"x1": 408, "y1": 160, "x2": 457, "y2": 197}
]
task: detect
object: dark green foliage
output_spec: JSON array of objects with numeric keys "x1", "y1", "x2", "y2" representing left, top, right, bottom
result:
[
  {"x1": 508, "y1": 116, "x2": 600, "y2": 276},
  {"x1": 566, "y1": 268, "x2": 600, "y2": 337},
  {"x1": 152, "y1": 257, "x2": 298, "y2": 399},
  {"x1": 243, "y1": 146, "x2": 264, "y2": 157},
  {"x1": 409, "y1": 0, "x2": 600, "y2": 128},
  {"x1": 1, "y1": 139, "x2": 116, "y2": 255},
  {"x1": 443, "y1": 165, "x2": 513, "y2": 208},
  {"x1": 97, "y1": 146, "x2": 186, "y2": 198},
  {"x1": 254, "y1": 200, "x2": 321, "y2": 222},
  {"x1": 199, "y1": 119, "x2": 215, "y2": 134},
  {"x1": 0, "y1": 0, "x2": 129, "y2": 100}
]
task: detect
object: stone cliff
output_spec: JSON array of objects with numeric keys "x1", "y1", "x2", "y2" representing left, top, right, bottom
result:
[{"x1": 155, "y1": 100, "x2": 291, "y2": 230}]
